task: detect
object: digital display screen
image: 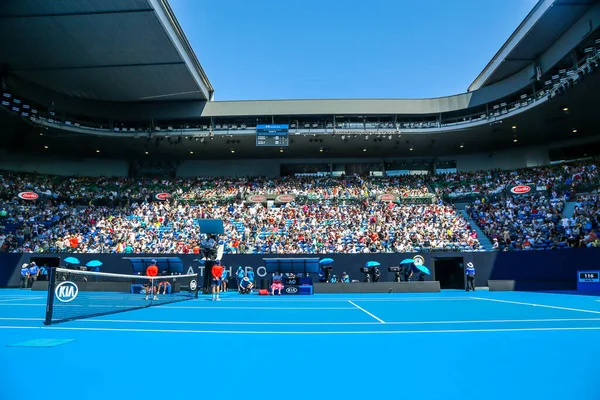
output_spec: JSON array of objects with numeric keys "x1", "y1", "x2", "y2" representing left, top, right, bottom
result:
[
  {"x1": 579, "y1": 272, "x2": 599, "y2": 283},
  {"x1": 256, "y1": 124, "x2": 289, "y2": 147}
]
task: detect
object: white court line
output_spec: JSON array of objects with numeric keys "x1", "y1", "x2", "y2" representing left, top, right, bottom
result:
[
  {"x1": 0, "y1": 317, "x2": 42, "y2": 321},
  {"x1": 471, "y1": 297, "x2": 600, "y2": 315},
  {"x1": 347, "y1": 300, "x2": 385, "y2": 324},
  {"x1": 4, "y1": 317, "x2": 600, "y2": 326},
  {"x1": 214, "y1": 298, "x2": 475, "y2": 302},
  {"x1": 75, "y1": 317, "x2": 600, "y2": 325},
  {"x1": 0, "y1": 297, "x2": 43, "y2": 303},
  {"x1": 0, "y1": 304, "x2": 356, "y2": 310},
  {"x1": 2, "y1": 325, "x2": 600, "y2": 335},
  {"x1": 162, "y1": 306, "x2": 357, "y2": 310},
  {"x1": 5, "y1": 317, "x2": 600, "y2": 326}
]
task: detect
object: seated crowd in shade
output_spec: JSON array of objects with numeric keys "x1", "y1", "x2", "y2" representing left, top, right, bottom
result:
[{"x1": 0, "y1": 160, "x2": 597, "y2": 254}]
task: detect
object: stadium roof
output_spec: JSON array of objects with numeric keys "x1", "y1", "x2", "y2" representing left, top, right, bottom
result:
[
  {"x1": 0, "y1": 0, "x2": 213, "y2": 102},
  {"x1": 469, "y1": 0, "x2": 598, "y2": 91}
]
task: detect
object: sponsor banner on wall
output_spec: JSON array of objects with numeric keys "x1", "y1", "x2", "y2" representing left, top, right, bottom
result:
[
  {"x1": 154, "y1": 193, "x2": 171, "y2": 201},
  {"x1": 377, "y1": 193, "x2": 397, "y2": 202},
  {"x1": 247, "y1": 195, "x2": 267, "y2": 203},
  {"x1": 507, "y1": 185, "x2": 534, "y2": 195},
  {"x1": 17, "y1": 191, "x2": 39, "y2": 200},
  {"x1": 275, "y1": 195, "x2": 295, "y2": 203},
  {"x1": 6, "y1": 248, "x2": 600, "y2": 289}
]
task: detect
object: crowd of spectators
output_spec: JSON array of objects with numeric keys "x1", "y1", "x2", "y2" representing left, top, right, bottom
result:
[
  {"x1": 0, "y1": 172, "x2": 431, "y2": 205},
  {"x1": 431, "y1": 162, "x2": 598, "y2": 199},
  {"x1": 467, "y1": 195, "x2": 567, "y2": 251},
  {"x1": 0, "y1": 160, "x2": 597, "y2": 254},
  {"x1": 0, "y1": 200, "x2": 477, "y2": 254}
]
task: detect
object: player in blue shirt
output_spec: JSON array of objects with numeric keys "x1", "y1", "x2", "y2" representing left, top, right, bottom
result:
[
  {"x1": 466, "y1": 262, "x2": 476, "y2": 292},
  {"x1": 20, "y1": 264, "x2": 30, "y2": 290}
]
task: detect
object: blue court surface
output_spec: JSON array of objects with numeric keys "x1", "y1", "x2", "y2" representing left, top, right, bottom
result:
[{"x1": 1, "y1": 289, "x2": 600, "y2": 400}]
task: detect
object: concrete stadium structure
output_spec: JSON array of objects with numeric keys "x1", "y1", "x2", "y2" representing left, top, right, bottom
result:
[{"x1": 1, "y1": 0, "x2": 600, "y2": 176}]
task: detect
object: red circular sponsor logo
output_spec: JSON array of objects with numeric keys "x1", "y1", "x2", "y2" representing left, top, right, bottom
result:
[
  {"x1": 18, "y1": 192, "x2": 38, "y2": 200},
  {"x1": 276, "y1": 195, "x2": 295, "y2": 203},
  {"x1": 510, "y1": 185, "x2": 531, "y2": 194},
  {"x1": 248, "y1": 195, "x2": 267, "y2": 203},
  {"x1": 155, "y1": 193, "x2": 171, "y2": 201},
  {"x1": 379, "y1": 194, "x2": 396, "y2": 201}
]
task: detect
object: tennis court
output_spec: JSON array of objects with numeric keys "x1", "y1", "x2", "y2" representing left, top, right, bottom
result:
[{"x1": 1, "y1": 289, "x2": 599, "y2": 400}]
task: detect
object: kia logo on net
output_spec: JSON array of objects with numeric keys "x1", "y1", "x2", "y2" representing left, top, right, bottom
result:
[
  {"x1": 18, "y1": 191, "x2": 39, "y2": 200},
  {"x1": 510, "y1": 185, "x2": 531, "y2": 194},
  {"x1": 276, "y1": 195, "x2": 295, "y2": 203},
  {"x1": 189, "y1": 280, "x2": 197, "y2": 291},
  {"x1": 55, "y1": 281, "x2": 79, "y2": 303},
  {"x1": 248, "y1": 195, "x2": 267, "y2": 203},
  {"x1": 285, "y1": 287, "x2": 298, "y2": 294},
  {"x1": 155, "y1": 193, "x2": 171, "y2": 201}
]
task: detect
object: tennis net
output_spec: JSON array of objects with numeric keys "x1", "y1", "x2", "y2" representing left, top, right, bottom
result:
[{"x1": 44, "y1": 267, "x2": 199, "y2": 325}]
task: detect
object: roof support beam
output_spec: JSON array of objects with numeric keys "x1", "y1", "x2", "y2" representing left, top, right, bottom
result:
[
  {"x1": 0, "y1": 9, "x2": 154, "y2": 19},
  {"x1": 13, "y1": 62, "x2": 186, "y2": 73}
]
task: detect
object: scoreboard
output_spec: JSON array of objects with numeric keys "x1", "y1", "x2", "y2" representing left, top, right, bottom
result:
[
  {"x1": 577, "y1": 270, "x2": 600, "y2": 291},
  {"x1": 256, "y1": 124, "x2": 289, "y2": 147}
]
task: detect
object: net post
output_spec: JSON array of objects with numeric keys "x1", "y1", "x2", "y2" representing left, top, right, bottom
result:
[
  {"x1": 194, "y1": 273, "x2": 199, "y2": 299},
  {"x1": 44, "y1": 267, "x2": 57, "y2": 325}
]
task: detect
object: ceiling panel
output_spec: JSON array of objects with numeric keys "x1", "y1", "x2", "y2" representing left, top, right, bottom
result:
[
  {"x1": 0, "y1": 13, "x2": 181, "y2": 70},
  {"x1": 0, "y1": 0, "x2": 151, "y2": 17},
  {"x1": 17, "y1": 64, "x2": 200, "y2": 102}
]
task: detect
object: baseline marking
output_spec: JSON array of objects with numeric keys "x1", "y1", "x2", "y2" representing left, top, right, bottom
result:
[
  {"x1": 471, "y1": 297, "x2": 600, "y2": 315},
  {"x1": 0, "y1": 304, "x2": 355, "y2": 310},
  {"x1": 213, "y1": 298, "x2": 475, "y2": 303},
  {"x1": 3, "y1": 317, "x2": 600, "y2": 325},
  {"x1": 2, "y1": 325, "x2": 600, "y2": 334},
  {"x1": 348, "y1": 300, "x2": 385, "y2": 323},
  {"x1": 162, "y1": 306, "x2": 357, "y2": 310}
]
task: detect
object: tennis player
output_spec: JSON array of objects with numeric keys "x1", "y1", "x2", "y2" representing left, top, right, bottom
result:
[
  {"x1": 211, "y1": 261, "x2": 224, "y2": 301},
  {"x1": 271, "y1": 273, "x2": 284, "y2": 295},
  {"x1": 145, "y1": 260, "x2": 159, "y2": 301},
  {"x1": 158, "y1": 272, "x2": 172, "y2": 295}
]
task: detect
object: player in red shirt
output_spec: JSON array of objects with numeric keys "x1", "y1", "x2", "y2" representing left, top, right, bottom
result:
[
  {"x1": 211, "y1": 261, "x2": 225, "y2": 301},
  {"x1": 145, "y1": 260, "x2": 159, "y2": 301}
]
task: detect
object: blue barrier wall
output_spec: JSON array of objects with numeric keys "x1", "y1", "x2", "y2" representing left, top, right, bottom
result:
[
  {"x1": 0, "y1": 254, "x2": 26, "y2": 287},
  {"x1": 4, "y1": 249, "x2": 600, "y2": 289}
]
